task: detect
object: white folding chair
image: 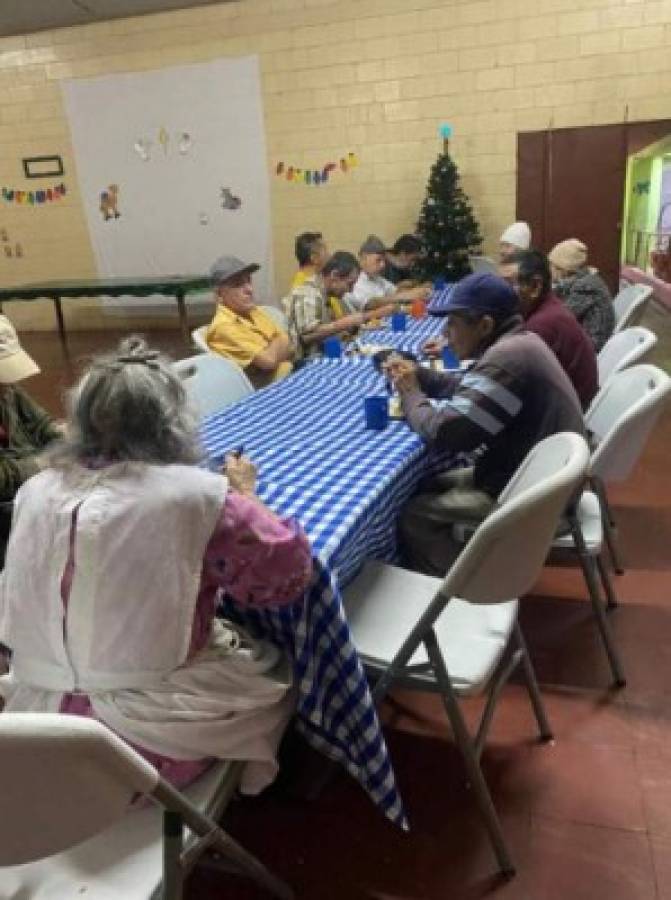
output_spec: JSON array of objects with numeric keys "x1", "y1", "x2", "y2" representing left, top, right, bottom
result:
[
  {"x1": 597, "y1": 326, "x2": 657, "y2": 387},
  {"x1": 612, "y1": 284, "x2": 653, "y2": 333},
  {"x1": 173, "y1": 353, "x2": 253, "y2": 417},
  {"x1": 550, "y1": 365, "x2": 671, "y2": 687},
  {"x1": 344, "y1": 432, "x2": 590, "y2": 877},
  {"x1": 191, "y1": 324, "x2": 209, "y2": 353},
  {"x1": 0, "y1": 714, "x2": 292, "y2": 900},
  {"x1": 584, "y1": 363, "x2": 671, "y2": 574},
  {"x1": 259, "y1": 304, "x2": 288, "y2": 331}
]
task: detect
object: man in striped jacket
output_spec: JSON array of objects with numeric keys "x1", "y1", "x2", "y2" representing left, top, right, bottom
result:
[{"x1": 387, "y1": 273, "x2": 585, "y2": 576}]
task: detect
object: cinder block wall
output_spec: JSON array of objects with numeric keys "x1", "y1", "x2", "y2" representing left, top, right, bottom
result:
[{"x1": 0, "y1": 0, "x2": 670, "y2": 329}]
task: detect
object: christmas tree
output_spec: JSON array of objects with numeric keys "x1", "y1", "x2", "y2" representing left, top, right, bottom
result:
[{"x1": 416, "y1": 148, "x2": 483, "y2": 281}]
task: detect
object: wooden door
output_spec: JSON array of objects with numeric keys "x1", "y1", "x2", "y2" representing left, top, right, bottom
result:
[{"x1": 517, "y1": 124, "x2": 626, "y2": 293}]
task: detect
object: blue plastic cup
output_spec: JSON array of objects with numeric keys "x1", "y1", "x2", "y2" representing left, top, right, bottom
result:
[
  {"x1": 364, "y1": 396, "x2": 389, "y2": 430},
  {"x1": 391, "y1": 312, "x2": 407, "y2": 332},
  {"x1": 441, "y1": 345, "x2": 460, "y2": 369},
  {"x1": 323, "y1": 336, "x2": 343, "y2": 359}
]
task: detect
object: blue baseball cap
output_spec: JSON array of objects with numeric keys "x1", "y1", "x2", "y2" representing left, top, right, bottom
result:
[{"x1": 442, "y1": 273, "x2": 519, "y2": 317}]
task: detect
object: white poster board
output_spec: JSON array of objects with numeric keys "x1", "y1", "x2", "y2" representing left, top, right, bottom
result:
[{"x1": 62, "y1": 56, "x2": 273, "y2": 313}]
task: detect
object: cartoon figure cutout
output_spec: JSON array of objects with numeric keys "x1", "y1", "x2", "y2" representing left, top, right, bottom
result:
[
  {"x1": 221, "y1": 187, "x2": 241, "y2": 210},
  {"x1": 100, "y1": 184, "x2": 121, "y2": 220}
]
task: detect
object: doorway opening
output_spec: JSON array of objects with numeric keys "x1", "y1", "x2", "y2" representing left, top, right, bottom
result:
[{"x1": 622, "y1": 135, "x2": 671, "y2": 284}]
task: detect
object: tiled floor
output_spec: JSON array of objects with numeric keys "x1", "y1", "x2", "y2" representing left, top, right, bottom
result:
[{"x1": 18, "y1": 301, "x2": 671, "y2": 899}]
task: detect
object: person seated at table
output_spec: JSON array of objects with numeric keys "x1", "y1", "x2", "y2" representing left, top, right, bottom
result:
[
  {"x1": 548, "y1": 238, "x2": 615, "y2": 351},
  {"x1": 387, "y1": 273, "x2": 584, "y2": 576},
  {"x1": 0, "y1": 315, "x2": 62, "y2": 566},
  {"x1": 500, "y1": 249, "x2": 598, "y2": 410},
  {"x1": 346, "y1": 235, "x2": 431, "y2": 312},
  {"x1": 291, "y1": 231, "x2": 330, "y2": 290},
  {"x1": 384, "y1": 234, "x2": 425, "y2": 285},
  {"x1": 0, "y1": 336, "x2": 312, "y2": 794},
  {"x1": 282, "y1": 251, "x2": 394, "y2": 360},
  {"x1": 499, "y1": 221, "x2": 531, "y2": 263},
  {"x1": 206, "y1": 255, "x2": 294, "y2": 389}
]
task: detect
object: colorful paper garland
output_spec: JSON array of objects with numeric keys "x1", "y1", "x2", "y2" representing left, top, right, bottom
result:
[
  {"x1": 275, "y1": 152, "x2": 359, "y2": 185},
  {"x1": 1, "y1": 182, "x2": 67, "y2": 205}
]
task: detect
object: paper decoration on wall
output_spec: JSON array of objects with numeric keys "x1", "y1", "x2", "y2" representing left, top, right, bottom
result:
[
  {"x1": 134, "y1": 131, "x2": 192, "y2": 161},
  {"x1": 199, "y1": 212, "x2": 209, "y2": 225},
  {"x1": 99, "y1": 184, "x2": 121, "y2": 220},
  {"x1": 633, "y1": 180, "x2": 651, "y2": 196},
  {"x1": 158, "y1": 126, "x2": 169, "y2": 155},
  {"x1": 1, "y1": 182, "x2": 66, "y2": 204},
  {"x1": 23, "y1": 155, "x2": 64, "y2": 179},
  {"x1": 275, "y1": 152, "x2": 359, "y2": 185},
  {"x1": 178, "y1": 133, "x2": 192, "y2": 155},
  {"x1": 0, "y1": 228, "x2": 25, "y2": 259},
  {"x1": 221, "y1": 187, "x2": 241, "y2": 210},
  {"x1": 134, "y1": 139, "x2": 152, "y2": 162}
]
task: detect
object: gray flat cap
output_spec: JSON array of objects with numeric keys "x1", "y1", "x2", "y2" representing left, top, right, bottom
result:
[
  {"x1": 359, "y1": 234, "x2": 387, "y2": 255},
  {"x1": 210, "y1": 255, "x2": 260, "y2": 284}
]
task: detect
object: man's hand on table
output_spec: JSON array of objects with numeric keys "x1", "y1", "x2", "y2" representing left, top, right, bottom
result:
[{"x1": 422, "y1": 336, "x2": 447, "y2": 358}]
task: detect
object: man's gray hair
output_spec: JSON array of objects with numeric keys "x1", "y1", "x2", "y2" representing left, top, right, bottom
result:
[{"x1": 49, "y1": 335, "x2": 201, "y2": 467}]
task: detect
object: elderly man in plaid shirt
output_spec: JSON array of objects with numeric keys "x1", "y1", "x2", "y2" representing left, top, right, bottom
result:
[
  {"x1": 386, "y1": 273, "x2": 585, "y2": 576},
  {"x1": 282, "y1": 251, "x2": 394, "y2": 360}
]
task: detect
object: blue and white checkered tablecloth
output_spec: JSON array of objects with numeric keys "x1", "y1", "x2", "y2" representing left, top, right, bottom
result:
[
  {"x1": 199, "y1": 316, "x2": 447, "y2": 830},
  {"x1": 426, "y1": 284, "x2": 457, "y2": 316},
  {"x1": 352, "y1": 313, "x2": 444, "y2": 356}
]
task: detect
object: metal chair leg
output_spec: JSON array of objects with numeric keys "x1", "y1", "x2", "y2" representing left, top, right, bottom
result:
[
  {"x1": 593, "y1": 478, "x2": 624, "y2": 575},
  {"x1": 514, "y1": 624, "x2": 553, "y2": 741},
  {"x1": 154, "y1": 781, "x2": 294, "y2": 900},
  {"x1": 424, "y1": 629, "x2": 515, "y2": 877},
  {"x1": 596, "y1": 554, "x2": 618, "y2": 611},
  {"x1": 163, "y1": 811, "x2": 184, "y2": 900},
  {"x1": 570, "y1": 519, "x2": 627, "y2": 688}
]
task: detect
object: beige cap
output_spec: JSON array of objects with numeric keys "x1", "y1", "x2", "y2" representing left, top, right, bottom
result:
[
  {"x1": 549, "y1": 238, "x2": 588, "y2": 274},
  {"x1": 0, "y1": 315, "x2": 40, "y2": 384}
]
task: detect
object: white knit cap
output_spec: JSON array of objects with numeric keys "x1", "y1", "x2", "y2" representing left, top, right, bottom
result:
[{"x1": 500, "y1": 221, "x2": 531, "y2": 250}]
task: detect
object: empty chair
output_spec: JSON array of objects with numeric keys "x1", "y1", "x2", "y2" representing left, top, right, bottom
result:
[
  {"x1": 551, "y1": 364, "x2": 671, "y2": 686},
  {"x1": 597, "y1": 326, "x2": 657, "y2": 387},
  {"x1": 612, "y1": 284, "x2": 653, "y2": 333},
  {"x1": 344, "y1": 432, "x2": 590, "y2": 876},
  {"x1": 259, "y1": 304, "x2": 288, "y2": 331},
  {"x1": 586, "y1": 363, "x2": 671, "y2": 572},
  {"x1": 0, "y1": 713, "x2": 292, "y2": 899},
  {"x1": 191, "y1": 324, "x2": 209, "y2": 353},
  {"x1": 173, "y1": 353, "x2": 253, "y2": 417}
]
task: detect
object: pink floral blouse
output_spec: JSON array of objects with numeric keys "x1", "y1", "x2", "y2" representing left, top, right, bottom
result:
[{"x1": 59, "y1": 491, "x2": 313, "y2": 787}]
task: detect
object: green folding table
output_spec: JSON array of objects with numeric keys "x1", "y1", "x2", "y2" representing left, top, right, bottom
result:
[{"x1": 0, "y1": 275, "x2": 211, "y2": 354}]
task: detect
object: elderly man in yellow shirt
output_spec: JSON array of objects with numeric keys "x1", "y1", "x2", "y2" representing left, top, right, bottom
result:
[{"x1": 206, "y1": 256, "x2": 293, "y2": 389}]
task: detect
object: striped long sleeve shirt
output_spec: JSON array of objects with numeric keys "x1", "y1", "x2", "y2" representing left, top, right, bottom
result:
[{"x1": 402, "y1": 322, "x2": 585, "y2": 498}]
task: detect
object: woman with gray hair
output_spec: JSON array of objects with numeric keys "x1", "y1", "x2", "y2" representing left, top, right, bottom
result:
[{"x1": 0, "y1": 336, "x2": 312, "y2": 794}]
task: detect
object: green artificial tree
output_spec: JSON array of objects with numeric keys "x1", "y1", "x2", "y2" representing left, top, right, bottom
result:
[{"x1": 416, "y1": 146, "x2": 483, "y2": 282}]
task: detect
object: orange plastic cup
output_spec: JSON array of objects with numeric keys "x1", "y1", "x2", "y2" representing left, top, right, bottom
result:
[{"x1": 410, "y1": 298, "x2": 426, "y2": 319}]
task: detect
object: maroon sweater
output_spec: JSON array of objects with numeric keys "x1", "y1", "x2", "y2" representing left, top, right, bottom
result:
[{"x1": 526, "y1": 292, "x2": 598, "y2": 410}]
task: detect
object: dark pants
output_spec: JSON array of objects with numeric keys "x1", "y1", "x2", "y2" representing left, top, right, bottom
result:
[{"x1": 399, "y1": 468, "x2": 495, "y2": 576}]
